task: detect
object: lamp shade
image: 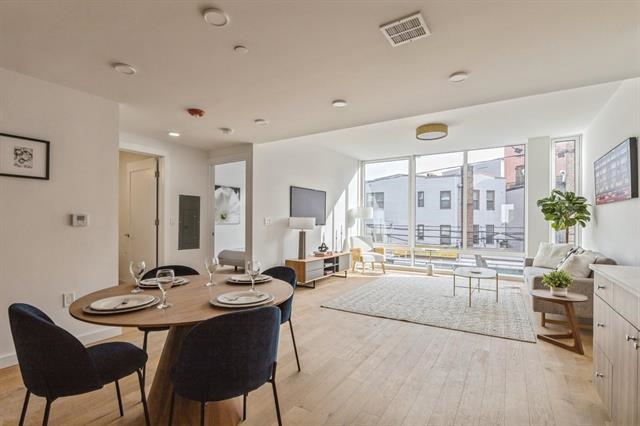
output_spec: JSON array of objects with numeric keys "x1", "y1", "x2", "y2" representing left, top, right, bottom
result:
[
  {"x1": 289, "y1": 217, "x2": 316, "y2": 230},
  {"x1": 356, "y1": 207, "x2": 374, "y2": 219}
]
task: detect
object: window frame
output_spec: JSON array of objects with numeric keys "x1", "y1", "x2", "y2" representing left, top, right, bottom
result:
[
  {"x1": 472, "y1": 190, "x2": 480, "y2": 210},
  {"x1": 486, "y1": 190, "x2": 495, "y2": 211},
  {"x1": 439, "y1": 190, "x2": 452, "y2": 210}
]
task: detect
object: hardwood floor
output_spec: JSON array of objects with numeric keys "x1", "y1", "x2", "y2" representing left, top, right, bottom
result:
[{"x1": 0, "y1": 271, "x2": 608, "y2": 425}]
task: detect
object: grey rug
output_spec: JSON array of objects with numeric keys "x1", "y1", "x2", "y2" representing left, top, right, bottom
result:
[{"x1": 322, "y1": 276, "x2": 536, "y2": 343}]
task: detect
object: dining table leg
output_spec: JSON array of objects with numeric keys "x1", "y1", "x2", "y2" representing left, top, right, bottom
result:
[{"x1": 148, "y1": 325, "x2": 241, "y2": 425}]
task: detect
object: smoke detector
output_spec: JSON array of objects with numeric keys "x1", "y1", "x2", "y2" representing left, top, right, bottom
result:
[{"x1": 380, "y1": 12, "x2": 431, "y2": 47}]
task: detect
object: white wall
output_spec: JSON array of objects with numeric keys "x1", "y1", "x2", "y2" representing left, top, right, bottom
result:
[
  {"x1": 214, "y1": 161, "x2": 246, "y2": 255},
  {"x1": 252, "y1": 141, "x2": 359, "y2": 268},
  {"x1": 525, "y1": 136, "x2": 552, "y2": 257},
  {"x1": 582, "y1": 78, "x2": 640, "y2": 266},
  {"x1": 0, "y1": 68, "x2": 120, "y2": 367},
  {"x1": 119, "y1": 132, "x2": 212, "y2": 273}
]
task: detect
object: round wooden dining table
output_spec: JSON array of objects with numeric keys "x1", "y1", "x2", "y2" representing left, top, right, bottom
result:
[{"x1": 69, "y1": 274, "x2": 293, "y2": 425}]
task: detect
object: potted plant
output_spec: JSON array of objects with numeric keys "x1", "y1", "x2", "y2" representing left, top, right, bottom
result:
[
  {"x1": 536, "y1": 190, "x2": 591, "y2": 243},
  {"x1": 542, "y1": 270, "x2": 572, "y2": 297}
]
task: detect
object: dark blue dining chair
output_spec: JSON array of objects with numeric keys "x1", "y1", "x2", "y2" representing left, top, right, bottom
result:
[
  {"x1": 169, "y1": 306, "x2": 282, "y2": 426},
  {"x1": 264, "y1": 265, "x2": 301, "y2": 371},
  {"x1": 138, "y1": 264, "x2": 199, "y2": 382},
  {"x1": 8, "y1": 303, "x2": 150, "y2": 426}
]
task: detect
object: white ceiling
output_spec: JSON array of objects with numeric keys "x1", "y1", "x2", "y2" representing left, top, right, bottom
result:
[
  {"x1": 276, "y1": 81, "x2": 622, "y2": 160},
  {"x1": 0, "y1": 1, "x2": 638, "y2": 150}
]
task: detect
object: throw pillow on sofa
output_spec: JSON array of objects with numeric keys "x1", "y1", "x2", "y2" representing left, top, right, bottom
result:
[
  {"x1": 532, "y1": 242, "x2": 573, "y2": 269},
  {"x1": 558, "y1": 252, "x2": 598, "y2": 278}
]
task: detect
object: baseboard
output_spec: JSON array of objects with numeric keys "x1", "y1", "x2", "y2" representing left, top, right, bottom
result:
[{"x1": 0, "y1": 327, "x2": 122, "y2": 369}]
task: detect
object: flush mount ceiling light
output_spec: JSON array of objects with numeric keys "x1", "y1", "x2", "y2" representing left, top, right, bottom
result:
[
  {"x1": 112, "y1": 63, "x2": 136, "y2": 75},
  {"x1": 203, "y1": 8, "x2": 229, "y2": 27},
  {"x1": 168, "y1": 131, "x2": 180, "y2": 137},
  {"x1": 449, "y1": 71, "x2": 469, "y2": 83},
  {"x1": 416, "y1": 123, "x2": 448, "y2": 141},
  {"x1": 254, "y1": 118, "x2": 269, "y2": 126},
  {"x1": 332, "y1": 99, "x2": 348, "y2": 108},
  {"x1": 234, "y1": 45, "x2": 249, "y2": 55},
  {"x1": 219, "y1": 127, "x2": 234, "y2": 135}
]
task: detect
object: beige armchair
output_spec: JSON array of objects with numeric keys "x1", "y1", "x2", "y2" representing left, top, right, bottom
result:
[{"x1": 350, "y1": 236, "x2": 386, "y2": 273}]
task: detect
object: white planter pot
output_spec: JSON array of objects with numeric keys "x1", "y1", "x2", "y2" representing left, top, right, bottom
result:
[{"x1": 550, "y1": 287, "x2": 568, "y2": 297}]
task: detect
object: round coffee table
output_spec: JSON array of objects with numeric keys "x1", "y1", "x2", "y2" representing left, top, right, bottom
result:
[
  {"x1": 529, "y1": 289, "x2": 588, "y2": 355},
  {"x1": 453, "y1": 267, "x2": 498, "y2": 307}
]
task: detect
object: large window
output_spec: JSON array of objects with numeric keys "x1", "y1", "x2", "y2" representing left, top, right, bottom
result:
[
  {"x1": 362, "y1": 145, "x2": 526, "y2": 275},
  {"x1": 468, "y1": 145, "x2": 525, "y2": 251},
  {"x1": 363, "y1": 160, "x2": 409, "y2": 246},
  {"x1": 553, "y1": 137, "x2": 578, "y2": 244}
]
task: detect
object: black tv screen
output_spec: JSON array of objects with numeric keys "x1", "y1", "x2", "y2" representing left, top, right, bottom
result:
[
  {"x1": 594, "y1": 137, "x2": 638, "y2": 205},
  {"x1": 290, "y1": 186, "x2": 326, "y2": 225}
]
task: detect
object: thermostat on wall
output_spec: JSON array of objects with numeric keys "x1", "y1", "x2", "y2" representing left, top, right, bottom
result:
[{"x1": 70, "y1": 213, "x2": 89, "y2": 227}]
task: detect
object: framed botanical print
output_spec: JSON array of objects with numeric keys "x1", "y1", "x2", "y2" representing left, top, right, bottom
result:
[{"x1": 0, "y1": 133, "x2": 50, "y2": 180}]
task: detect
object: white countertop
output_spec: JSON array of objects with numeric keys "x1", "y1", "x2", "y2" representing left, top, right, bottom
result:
[{"x1": 590, "y1": 264, "x2": 640, "y2": 295}]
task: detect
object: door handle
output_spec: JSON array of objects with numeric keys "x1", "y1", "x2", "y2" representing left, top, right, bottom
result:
[
  {"x1": 124, "y1": 233, "x2": 131, "y2": 238},
  {"x1": 597, "y1": 285, "x2": 606, "y2": 290},
  {"x1": 596, "y1": 323, "x2": 605, "y2": 327},
  {"x1": 595, "y1": 372, "x2": 604, "y2": 378},
  {"x1": 625, "y1": 335, "x2": 637, "y2": 342}
]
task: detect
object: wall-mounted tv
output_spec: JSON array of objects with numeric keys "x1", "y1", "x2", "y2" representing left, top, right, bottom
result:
[
  {"x1": 290, "y1": 186, "x2": 326, "y2": 225},
  {"x1": 594, "y1": 137, "x2": 638, "y2": 205}
]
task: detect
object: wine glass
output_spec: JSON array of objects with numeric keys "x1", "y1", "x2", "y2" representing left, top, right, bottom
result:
[
  {"x1": 205, "y1": 257, "x2": 219, "y2": 287},
  {"x1": 129, "y1": 260, "x2": 146, "y2": 294},
  {"x1": 156, "y1": 269, "x2": 175, "y2": 309},
  {"x1": 246, "y1": 260, "x2": 262, "y2": 294}
]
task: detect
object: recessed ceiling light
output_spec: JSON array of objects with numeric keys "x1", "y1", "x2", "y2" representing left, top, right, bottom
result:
[
  {"x1": 168, "y1": 131, "x2": 180, "y2": 137},
  {"x1": 449, "y1": 71, "x2": 468, "y2": 83},
  {"x1": 203, "y1": 8, "x2": 229, "y2": 27},
  {"x1": 332, "y1": 99, "x2": 348, "y2": 108},
  {"x1": 234, "y1": 45, "x2": 249, "y2": 55},
  {"x1": 254, "y1": 118, "x2": 269, "y2": 126},
  {"x1": 219, "y1": 127, "x2": 234, "y2": 135},
  {"x1": 112, "y1": 63, "x2": 136, "y2": 75}
]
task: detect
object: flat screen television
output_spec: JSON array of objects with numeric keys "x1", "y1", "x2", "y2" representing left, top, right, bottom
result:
[
  {"x1": 290, "y1": 186, "x2": 326, "y2": 225},
  {"x1": 594, "y1": 137, "x2": 638, "y2": 205}
]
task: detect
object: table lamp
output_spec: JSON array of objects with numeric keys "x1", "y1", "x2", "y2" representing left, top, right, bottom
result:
[{"x1": 289, "y1": 217, "x2": 316, "y2": 259}]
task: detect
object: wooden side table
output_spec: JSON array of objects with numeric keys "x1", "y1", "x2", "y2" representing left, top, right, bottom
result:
[{"x1": 529, "y1": 289, "x2": 588, "y2": 355}]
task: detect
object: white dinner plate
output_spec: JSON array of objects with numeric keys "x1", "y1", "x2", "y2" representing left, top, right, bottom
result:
[
  {"x1": 226, "y1": 274, "x2": 272, "y2": 284},
  {"x1": 216, "y1": 291, "x2": 271, "y2": 305},
  {"x1": 139, "y1": 277, "x2": 189, "y2": 288},
  {"x1": 84, "y1": 297, "x2": 160, "y2": 315},
  {"x1": 90, "y1": 294, "x2": 156, "y2": 311},
  {"x1": 210, "y1": 293, "x2": 275, "y2": 308}
]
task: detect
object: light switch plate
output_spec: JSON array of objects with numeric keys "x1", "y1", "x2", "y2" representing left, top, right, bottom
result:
[
  {"x1": 70, "y1": 213, "x2": 89, "y2": 227},
  {"x1": 264, "y1": 217, "x2": 271, "y2": 226}
]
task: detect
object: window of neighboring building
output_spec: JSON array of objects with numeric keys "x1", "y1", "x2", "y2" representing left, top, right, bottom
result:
[
  {"x1": 473, "y1": 190, "x2": 480, "y2": 210},
  {"x1": 417, "y1": 224, "x2": 424, "y2": 240},
  {"x1": 473, "y1": 224, "x2": 480, "y2": 244},
  {"x1": 440, "y1": 191, "x2": 452, "y2": 209},
  {"x1": 417, "y1": 191, "x2": 424, "y2": 207},
  {"x1": 486, "y1": 224, "x2": 495, "y2": 245},
  {"x1": 440, "y1": 225, "x2": 451, "y2": 245},
  {"x1": 515, "y1": 165, "x2": 525, "y2": 187},
  {"x1": 366, "y1": 192, "x2": 385, "y2": 209},
  {"x1": 486, "y1": 190, "x2": 495, "y2": 210}
]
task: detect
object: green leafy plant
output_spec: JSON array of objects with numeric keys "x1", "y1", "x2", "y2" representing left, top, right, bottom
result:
[
  {"x1": 542, "y1": 270, "x2": 573, "y2": 289},
  {"x1": 536, "y1": 190, "x2": 591, "y2": 242}
]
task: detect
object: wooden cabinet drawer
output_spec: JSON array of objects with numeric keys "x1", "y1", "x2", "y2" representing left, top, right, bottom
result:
[
  {"x1": 613, "y1": 282, "x2": 640, "y2": 329},
  {"x1": 305, "y1": 268, "x2": 324, "y2": 281},
  {"x1": 594, "y1": 296, "x2": 613, "y2": 358},
  {"x1": 594, "y1": 345, "x2": 613, "y2": 417},
  {"x1": 594, "y1": 273, "x2": 614, "y2": 306}
]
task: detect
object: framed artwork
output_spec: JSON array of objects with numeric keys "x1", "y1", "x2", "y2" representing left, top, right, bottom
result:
[
  {"x1": 594, "y1": 137, "x2": 638, "y2": 205},
  {"x1": 214, "y1": 185, "x2": 241, "y2": 225},
  {"x1": 0, "y1": 133, "x2": 50, "y2": 180}
]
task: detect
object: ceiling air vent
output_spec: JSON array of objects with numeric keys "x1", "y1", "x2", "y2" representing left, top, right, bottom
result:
[{"x1": 380, "y1": 12, "x2": 430, "y2": 47}]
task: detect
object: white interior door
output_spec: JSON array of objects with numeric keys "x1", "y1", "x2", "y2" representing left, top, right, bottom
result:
[{"x1": 121, "y1": 158, "x2": 157, "y2": 280}]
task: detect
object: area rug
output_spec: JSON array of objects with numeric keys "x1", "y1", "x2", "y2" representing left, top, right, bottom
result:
[{"x1": 322, "y1": 276, "x2": 536, "y2": 343}]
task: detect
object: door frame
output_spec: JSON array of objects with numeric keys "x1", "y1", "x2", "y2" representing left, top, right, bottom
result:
[
  {"x1": 209, "y1": 146, "x2": 253, "y2": 263},
  {"x1": 119, "y1": 142, "x2": 167, "y2": 268}
]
